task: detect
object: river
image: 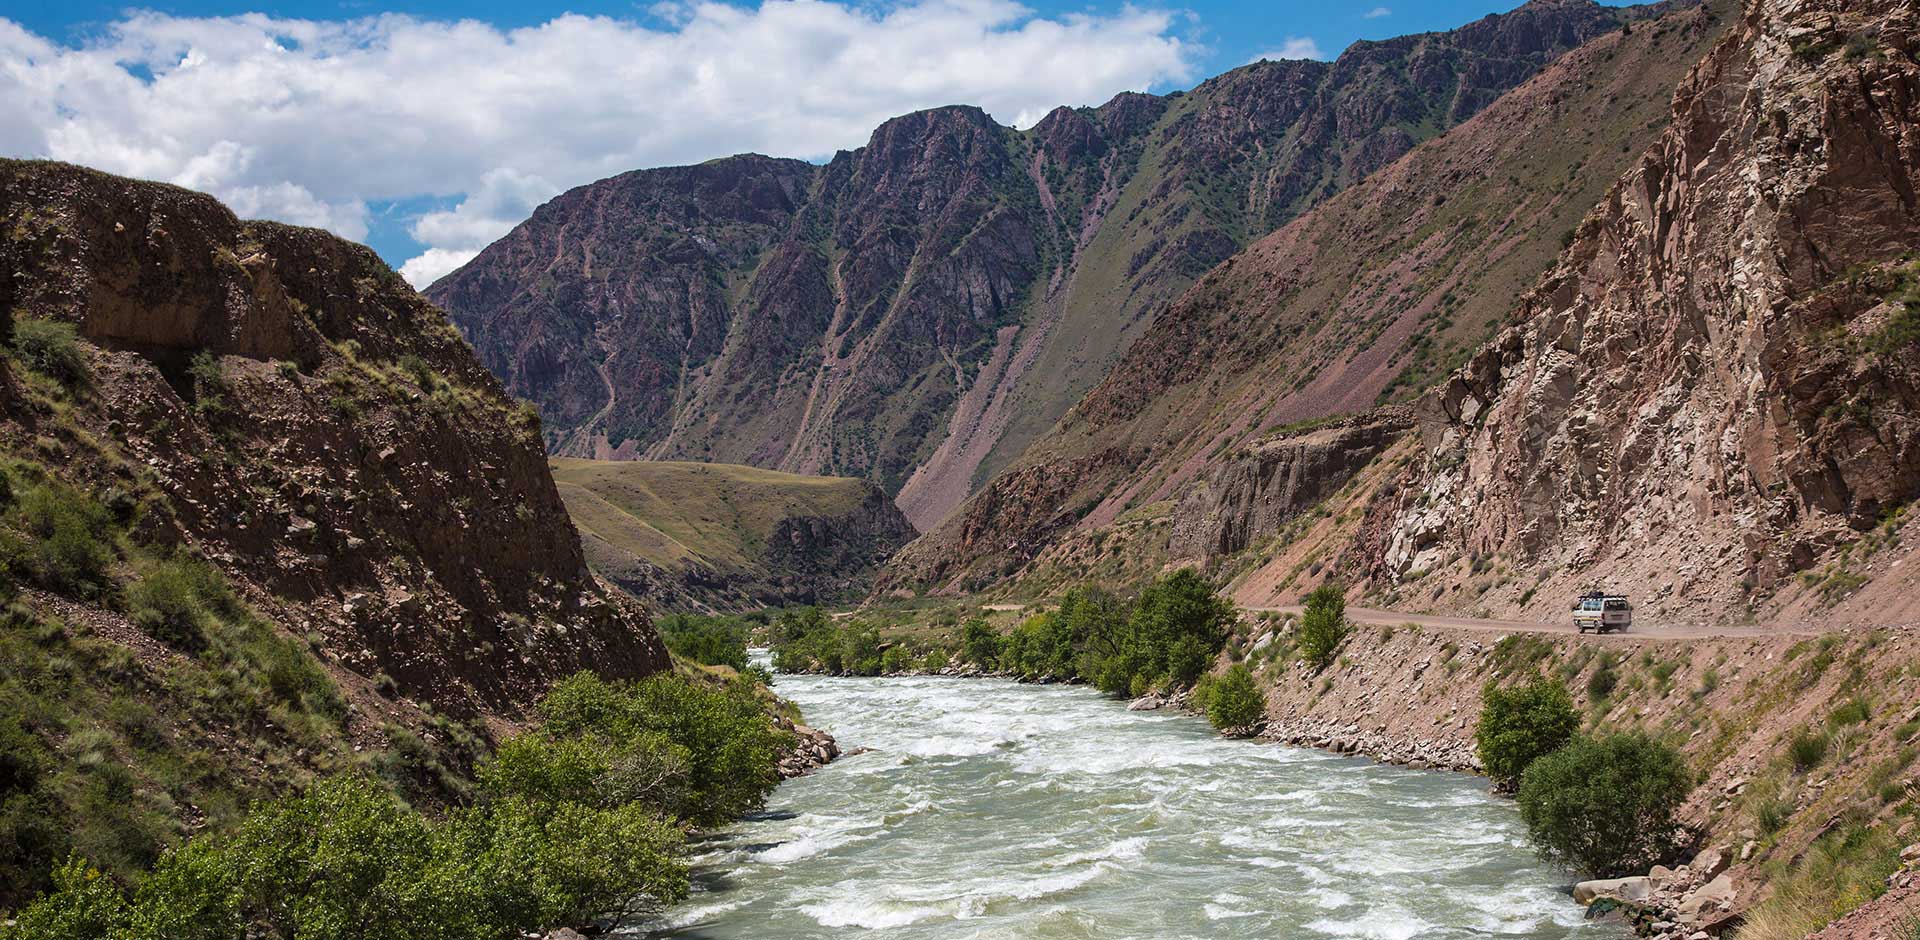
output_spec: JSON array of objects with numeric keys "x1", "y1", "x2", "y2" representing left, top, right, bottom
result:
[{"x1": 626, "y1": 670, "x2": 1617, "y2": 940}]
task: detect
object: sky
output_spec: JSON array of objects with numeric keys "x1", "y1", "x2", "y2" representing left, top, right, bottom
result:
[{"x1": 0, "y1": 0, "x2": 1632, "y2": 286}]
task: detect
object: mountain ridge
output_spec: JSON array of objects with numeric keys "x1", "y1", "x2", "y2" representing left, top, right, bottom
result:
[{"x1": 430, "y1": 0, "x2": 1675, "y2": 530}]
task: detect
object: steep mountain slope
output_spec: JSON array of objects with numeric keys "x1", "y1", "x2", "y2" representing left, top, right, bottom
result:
[
  {"x1": 0, "y1": 159, "x2": 673, "y2": 904},
  {"x1": 890, "y1": 0, "x2": 1733, "y2": 593},
  {"x1": 0, "y1": 160, "x2": 667, "y2": 713},
  {"x1": 551, "y1": 459, "x2": 915, "y2": 610},
  {"x1": 1347, "y1": 0, "x2": 1920, "y2": 625},
  {"x1": 430, "y1": 0, "x2": 1670, "y2": 530}
]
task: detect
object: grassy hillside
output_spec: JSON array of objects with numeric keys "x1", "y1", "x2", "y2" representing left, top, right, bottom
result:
[{"x1": 552, "y1": 460, "x2": 915, "y2": 610}]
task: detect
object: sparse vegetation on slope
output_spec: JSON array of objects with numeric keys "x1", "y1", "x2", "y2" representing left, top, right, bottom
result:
[{"x1": 552, "y1": 459, "x2": 913, "y2": 611}]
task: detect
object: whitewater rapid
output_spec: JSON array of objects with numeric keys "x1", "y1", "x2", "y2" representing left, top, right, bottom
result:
[{"x1": 625, "y1": 670, "x2": 1618, "y2": 939}]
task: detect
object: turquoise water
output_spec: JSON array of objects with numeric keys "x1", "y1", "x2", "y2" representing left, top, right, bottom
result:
[{"x1": 626, "y1": 670, "x2": 1616, "y2": 940}]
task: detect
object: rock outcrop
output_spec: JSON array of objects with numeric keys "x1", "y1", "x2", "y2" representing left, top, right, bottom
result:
[
  {"x1": 1169, "y1": 409, "x2": 1414, "y2": 561},
  {"x1": 1358, "y1": 0, "x2": 1920, "y2": 621},
  {"x1": 0, "y1": 159, "x2": 668, "y2": 717},
  {"x1": 432, "y1": 0, "x2": 1664, "y2": 530}
]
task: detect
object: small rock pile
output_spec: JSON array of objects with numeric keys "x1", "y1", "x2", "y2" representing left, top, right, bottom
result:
[
  {"x1": 1575, "y1": 846, "x2": 1742, "y2": 939},
  {"x1": 775, "y1": 720, "x2": 840, "y2": 778}
]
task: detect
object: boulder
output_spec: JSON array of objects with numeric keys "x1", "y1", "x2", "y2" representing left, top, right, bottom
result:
[
  {"x1": 1676, "y1": 873, "x2": 1735, "y2": 919},
  {"x1": 1127, "y1": 694, "x2": 1166, "y2": 711},
  {"x1": 1574, "y1": 876, "x2": 1652, "y2": 905},
  {"x1": 1692, "y1": 846, "x2": 1730, "y2": 879}
]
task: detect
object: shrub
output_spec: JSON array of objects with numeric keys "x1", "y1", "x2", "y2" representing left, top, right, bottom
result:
[
  {"x1": 11, "y1": 483, "x2": 115, "y2": 598},
  {"x1": 532, "y1": 672, "x2": 786, "y2": 827},
  {"x1": 125, "y1": 558, "x2": 230, "y2": 651},
  {"x1": 1828, "y1": 698, "x2": 1870, "y2": 727},
  {"x1": 1206, "y1": 664, "x2": 1265, "y2": 733},
  {"x1": 960, "y1": 617, "x2": 1002, "y2": 669},
  {"x1": 1517, "y1": 732, "x2": 1692, "y2": 877},
  {"x1": 9, "y1": 319, "x2": 88, "y2": 387},
  {"x1": 1790, "y1": 729, "x2": 1830, "y2": 771},
  {"x1": 1586, "y1": 658, "x2": 1619, "y2": 700},
  {"x1": 1297, "y1": 582, "x2": 1348, "y2": 671},
  {"x1": 1476, "y1": 676, "x2": 1579, "y2": 788},
  {"x1": 1088, "y1": 569, "x2": 1233, "y2": 694},
  {"x1": 654, "y1": 614, "x2": 750, "y2": 672}
]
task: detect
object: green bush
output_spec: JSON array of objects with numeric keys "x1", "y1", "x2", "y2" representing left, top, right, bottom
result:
[
  {"x1": 1790, "y1": 729, "x2": 1830, "y2": 771},
  {"x1": 960, "y1": 617, "x2": 1002, "y2": 669},
  {"x1": 1297, "y1": 582, "x2": 1349, "y2": 671},
  {"x1": 125, "y1": 558, "x2": 233, "y2": 651},
  {"x1": 1586, "y1": 659, "x2": 1619, "y2": 700},
  {"x1": 654, "y1": 614, "x2": 750, "y2": 672},
  {"x1": 1088, "y1": 569, "x2": 1234, "y2": 695},
  {"x1": 1476, "y1": 676, "x2": 1579, "y2": 788},
  {"x1": 531, "y1": 672, "x2": 786, "y2": 828},
  {"x1": 10, "y1": 483, "x2": 115, "y2": 598},
  {"x1": 1517, "y1": 732, "x2": 1692, "y2": 877},
  {"x1": 9, "y1": 319, "x2": 88, "y2": 388},
  {"x1": 1206, "y1": 664, "x2": 1265, "y2": 732},
  {"x1": 1828, "y1": 698, "x2": 1870, "y2": 727}
]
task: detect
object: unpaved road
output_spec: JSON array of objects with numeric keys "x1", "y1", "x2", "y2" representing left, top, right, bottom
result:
[{"x1": 1245, "y1": 605, "x2": 1821, "y2": 640}]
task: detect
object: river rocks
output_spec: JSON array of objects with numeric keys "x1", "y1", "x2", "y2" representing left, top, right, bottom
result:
[
  {"x1": 1127, "y1": 694, "x2": 1167, "y2": 711},
  {"x1": 1574, "y1": 877, "x2": 1651, "y2": 905},
  {"x1": 775, "y1": 720, "x2": 840, "y2": 778},
  {"x1": 1258, "y1": 717, "x2": 1479, "y2": 773}
]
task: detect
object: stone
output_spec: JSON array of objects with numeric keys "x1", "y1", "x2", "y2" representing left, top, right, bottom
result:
[
  {"x1": 1692, "y1": 847, "x2": 1729, "y2": 879},
  {"x1": 1901, "y1": 842, "x2": 1920, "y2": 866},
  {"x1": 1127, "y1": 694, "x2": 1165, "y2": 711},
  {"x1": 1677, "y1": 873, "x2": 1735, "y2": 918},
  {"x1": 1574, "y1": 876, "x2": 1651, "y2": 905}
]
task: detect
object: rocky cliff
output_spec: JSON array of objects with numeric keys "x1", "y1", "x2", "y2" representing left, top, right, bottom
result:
[
  {"x1": 0, "y1": 159, "x2": 668, "y2": 716},
  {"x1": 550, "y1": 459, "x2": 915, "y2": 611},
  {"x1": 1352, "y1": 0, "x2": 1920, "y2": 624},
  {"x1": 431, "y1": 0, "x2": 1665, "y2": 530},
  {"x1": 890, "y1": 0, "x2": 1730, "y2": 593}
]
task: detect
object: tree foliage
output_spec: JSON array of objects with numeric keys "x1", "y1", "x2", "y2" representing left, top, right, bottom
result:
[
  {"x1": 1204, "y1": 664, "x2": 1266, "y2": 732},
  {"x1": 1297, "y1": 582, "x2": 1349, "y2": 670},
  {"x1": 3, "y1": 672, "x2": 786, "y2": 940},
  {"x1": 1517, "y1": 732, "x2": 1692, "y2": 877},
  {"x1": 1476, "y1": 676, "x2": 1579, "y2": 788}
]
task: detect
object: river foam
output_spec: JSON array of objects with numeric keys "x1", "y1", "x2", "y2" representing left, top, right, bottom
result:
[{"x1": 623, "y1": 671, "x2": 1620, "y2": 940}]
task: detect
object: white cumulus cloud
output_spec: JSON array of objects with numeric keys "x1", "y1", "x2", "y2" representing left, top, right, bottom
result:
[
  {"x1": 1250, "y1": 36, "x2": 1326, "y2": 62},
  {"x1": 0, "y1": 0, "x2": 1198, "y2": 287},
  {"x1": 1364, "y1": 7, "x2": 1392, "y2": 19}
]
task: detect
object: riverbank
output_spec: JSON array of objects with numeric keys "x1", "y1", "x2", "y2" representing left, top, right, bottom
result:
[
  {"x1": 772, "y1": 613, "x2": 1920, "y2": 937},
  {"x1": 1236, "y1": 617, "x2": 1920, "y2": 938}
]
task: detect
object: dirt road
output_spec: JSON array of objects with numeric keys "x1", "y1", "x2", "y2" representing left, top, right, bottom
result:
[{"x1": 1246, "y1": 605, "x2": 1822, "y2": 640}]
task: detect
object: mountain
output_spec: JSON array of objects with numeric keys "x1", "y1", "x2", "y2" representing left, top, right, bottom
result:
[
  {"x1": 551, "y1": 459, "x2": 915, "y2": 611},
  {"x1": 429, "y1": 0, "x2": 1671, "y2": 530},
  {"x1": 0, "y1": 159, "x2": 666, "y2": 899},
  {"x1": 1348, "y1": 0, "x2": 1920, "y2": 625},
  {"x1": 888, "y1": 0, "x2": 1733, "y2": 594}
]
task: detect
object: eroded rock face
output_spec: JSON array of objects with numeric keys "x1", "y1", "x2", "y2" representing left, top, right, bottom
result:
[
  {"x1": 432, "y1": 0, "x2": 1648, "y2": 529},
  {"x1": 1360, "y1": 0, "x2": 1920, "y2": 617},
  {"x1": 0, "y1": 160, "x2": 667, "y2": 716},
  {"x1": 1170, "y1": 409, "x2": 1414, "y2": 560},
  {"x1": 892, "y1": 1, "x2": 1725, "y2": 592}
]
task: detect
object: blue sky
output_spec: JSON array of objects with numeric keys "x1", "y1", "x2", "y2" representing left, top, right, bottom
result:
[{"x1": 1, "y1": 0, "x2": 1631, "y2": 282}]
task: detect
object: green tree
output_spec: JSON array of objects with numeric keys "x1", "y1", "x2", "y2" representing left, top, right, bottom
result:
[
  {"x1": 960, "y1": 618, "x2": 1002, "y2": 669},
  {"x1": 1517, "y1": 732, "x2": 1692, "y2": 877},
  {"x1": 1206, "y1": 664, "x2": 1266, "y2": 732},
  {"x1": 1297, "y1": 582, "x2": 1349, "y2": 670},
  {"x1": 1091, "y1": 569, "x2": 1235, "y2": 695},
  {"x1": 1476, "y1": 676, "x2": 1579, "y2": 788}
]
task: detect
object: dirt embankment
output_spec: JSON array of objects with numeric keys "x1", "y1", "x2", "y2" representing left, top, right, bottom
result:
[{"x1": 1239, "y1": 617, "x2": 1920, "y2": 934}]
